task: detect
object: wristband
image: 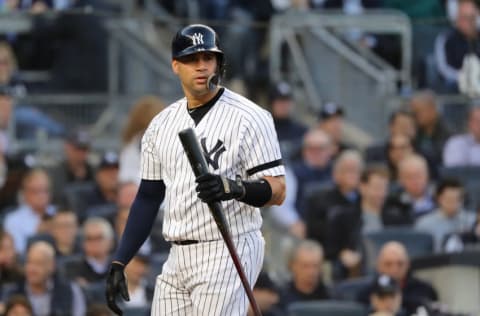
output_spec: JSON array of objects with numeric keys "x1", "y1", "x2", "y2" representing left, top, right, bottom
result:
[{"x1": 238, "y1": 178, "x2": 272, "y2": 207}]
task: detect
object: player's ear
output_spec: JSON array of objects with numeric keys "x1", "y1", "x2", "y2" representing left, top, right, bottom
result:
[{"x1": 172, "y1": 60, "x2": 179, "y2": 74}]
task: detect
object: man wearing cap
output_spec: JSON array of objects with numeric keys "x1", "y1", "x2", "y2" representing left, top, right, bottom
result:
[
  {"x1": 83, "y1": 151, "x2": 119, "y2": 212},
  {"x1": 369, "y1": 274, "x2": 403, "y2": 316},
  {"x1": 269, "y1": 81, "x2": 308, "y2": 161},
  {"x1": 48, "y1": 128, "x2": 95, "y2": 204},
  {"x1": 357, "y1": 242, "x2": 437, "y2": 315},
  {"x1": 316, "y1": 101, "x2": 350, "y2": 157}
]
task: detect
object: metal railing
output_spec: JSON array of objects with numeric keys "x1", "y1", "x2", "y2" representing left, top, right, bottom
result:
[
  {"x1": 270, "y1": 9, "x2": 412, "y2": 138},
  {"x1": 0, "y1": 10, "x2": 180, "y2": 156}
]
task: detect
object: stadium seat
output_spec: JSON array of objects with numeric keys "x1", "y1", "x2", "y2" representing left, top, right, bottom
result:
[
  {"x1": 83, "y1": 281, "x2": 107, "y2": 304},
  {"x1": 287, "y1": 300, "x2": 368, "y2": 316},
  {"x1": 363, "y1": 228, "x2": 434, "y2": 269},
  {"x1": 331, "y1": 276, "x2": 373, "y2": 301},
  {"x1": 123, "y1": 306, "x2": 150, "y2": 316}
]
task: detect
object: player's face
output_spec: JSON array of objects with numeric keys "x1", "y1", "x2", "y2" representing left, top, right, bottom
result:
[{"x1": 172, "y1": 52, "x2": 218, "y2": 97}]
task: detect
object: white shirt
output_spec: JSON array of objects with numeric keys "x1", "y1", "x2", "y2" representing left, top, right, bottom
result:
[
  {"x1": 119, "y1": 135, "x2": 142, "y2": 184},
  {"x1": 141, "y1": 88, "x2": 284, "y2": 241},
  {"x1": 4, "y1": 204, "x2": 56, "y2": 254},
  {"x1": 443, "y1": 133, "x2": 480, "y2": 167}
]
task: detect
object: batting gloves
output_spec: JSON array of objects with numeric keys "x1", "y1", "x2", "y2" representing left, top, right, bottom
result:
[
  {"x1": 196, "y1": 173, "x2": 246, "y2": 203},
  {"x1": 105, "y1": 261, "x2": 130, "y2": 316}
]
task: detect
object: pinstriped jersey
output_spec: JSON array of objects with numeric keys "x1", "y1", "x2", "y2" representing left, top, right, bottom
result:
[{"x1": 140, "y1": 88, "x2": 285, "y2": 241}]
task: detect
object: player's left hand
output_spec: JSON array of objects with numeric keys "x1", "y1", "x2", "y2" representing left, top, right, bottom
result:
[
  {"x1": 196, "y1": 173, "x2": 245, "y2": 203},
  {"x1": 105, "y1": 261, "x2": 130, "y2": 315}
]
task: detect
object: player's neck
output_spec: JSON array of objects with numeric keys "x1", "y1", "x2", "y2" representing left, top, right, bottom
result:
[{"x1": 185, "y1": 87, "x2": 220, "y2": 109}]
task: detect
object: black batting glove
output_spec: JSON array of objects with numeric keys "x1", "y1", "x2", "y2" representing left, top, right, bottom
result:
[
  {"x1": 105, "y1": 261, "x2": 130, "y2": 316},
  {"x1": 196, "y1": 173, "x2": 245, "y2": 203}
]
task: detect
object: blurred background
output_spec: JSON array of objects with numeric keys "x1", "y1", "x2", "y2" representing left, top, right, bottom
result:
[{"x1": 0, "y1": 0, "x2": 479, "y2": 316}]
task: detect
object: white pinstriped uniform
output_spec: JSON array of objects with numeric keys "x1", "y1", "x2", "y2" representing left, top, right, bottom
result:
[{"x1": 141, "y1": 88, "x2": 284, "y2": 315}]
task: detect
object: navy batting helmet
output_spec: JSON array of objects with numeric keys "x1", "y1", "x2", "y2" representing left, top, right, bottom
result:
[{"x1": 171, "y1": 24, "x2": 224, "y2": 60}]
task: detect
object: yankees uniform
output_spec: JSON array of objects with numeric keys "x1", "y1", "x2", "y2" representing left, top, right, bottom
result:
[
  {"x1": 106, "y1": 24, "x2": 285, "y2": 316},
  {"x1": 147, "y1": 86, "x2": 283, "y2": 315}
]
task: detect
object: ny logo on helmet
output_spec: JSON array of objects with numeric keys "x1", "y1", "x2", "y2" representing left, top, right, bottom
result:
[{"x1": 191, "y1": 33, "x2": 204, "y2": 46}]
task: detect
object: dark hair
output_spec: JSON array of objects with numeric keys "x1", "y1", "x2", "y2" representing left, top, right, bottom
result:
[
  {"x1": 360, "y1": 165, "x2": 390, "y2": 184},
  {"x1": 4, "y1": 295, "x2": 33, "y2": 315},
  {"x1": 436, "y1": 178, "x2": 463, "y2": 198},
  {"x1": 388, "y1": 110, "x2": 414, "y2": 126},
  {"x1": 458, "y1": 0, "x2": 478, "y2": 8}
]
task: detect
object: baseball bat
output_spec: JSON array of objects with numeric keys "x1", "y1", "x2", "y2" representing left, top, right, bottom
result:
[{"x1": 178, "y1": 128, "x2": 262, "y2": 316}]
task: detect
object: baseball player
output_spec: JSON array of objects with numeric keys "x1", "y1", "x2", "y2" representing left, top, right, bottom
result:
[{"x1": 105, "y1": 24, "x2": 286, "y2": 316}]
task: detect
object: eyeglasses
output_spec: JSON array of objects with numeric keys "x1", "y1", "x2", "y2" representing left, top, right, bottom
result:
[
  {"x1": 84, "y1": 234, "x2": 105, "y2": 242},
  {"x1": 24, "y1": 187, "x2": 50, "y2": 194}
]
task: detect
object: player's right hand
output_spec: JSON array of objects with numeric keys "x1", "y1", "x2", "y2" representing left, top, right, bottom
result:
[
  {"x1": 196, "y1": 173, "x2": 245, "y2": 203},
  {"x1": 105, "y1": 261, "x2": 130, "y2": 316}
]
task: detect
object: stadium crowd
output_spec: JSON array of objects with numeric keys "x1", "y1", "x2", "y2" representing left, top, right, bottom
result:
[{"x1": 0, "y1": 0, "x2": 479, "y2": 316}]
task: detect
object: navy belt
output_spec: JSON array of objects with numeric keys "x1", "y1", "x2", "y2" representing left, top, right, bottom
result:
[{"x1": 172, "y1": 240, "x2": 199, "y2": 246}]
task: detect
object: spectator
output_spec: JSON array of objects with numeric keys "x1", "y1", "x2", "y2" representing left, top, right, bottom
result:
[
  {"x1": 357, "y1": 242, "x2": 438, "y2": 316},
  {"x1": 443, "y1": 106, "x2": 480, "y2": 166},
  {"x1": 0, "y1": 87, "x2": 13, "y2": 153},
  {"x1": 306, "y1": 150, "x2": 363, "y2": 246},
  {"x1": 268, "y1": 166, "x2": 306, "y2": 239},
  {"x1": 369, "y1": 274, "x2": 403, "y2": 316},
  {"x1": 316, "y1": 101, "x2": 350, "y2": 157},
  {"x1": 282, "y1": 240, "x2": 329, "y2": 305},
  {"x1": 325, "y1": 166, "x2": 412, "y2": 280},
  {"x1": 3, "y1": 295, "x2": 33, "y2": 316},
  {"x1": 454, "y1": 209, "x2": 480, "y2": 247},
  {"x1": 386, "y1": 133, "x2": 415, "y2": 182},
  {"x1": 0, "y1": 42, "x2": 26, "y2": 98},
  {"x1": 6, "y1": 241, "x2": 86, "y2": 316},
  {"x1": 435, "y1": 0, "x2": 480, "y2": 90},
  {"x1": 268, "y1": 81, "x2": 307, "y2": 161},
  {"x1": 291, "y1": 129, "x2": 334, "y2": 217},
  {"x1": 3, "y1": 168, "x2": 56, "y2": 254},
  {"x1": 119, "y1": 95, "x2": 165, "y2": 184},
  {"x1": 415, "y1": 178, "x2": 476, "y2": 252},
  {"x1": 409, "y1": 90, "x2": 451, "y2": 176},
  {"x1": 49, "y1": 209, "x2": 81, "y2": 259},
  {"x1": 0, "y1": 42, "x2": 62, "y2": 147},
  {"x1": 123, "y1": 254, "x2": 153, "y2": 308},
  {"x1": 0, "y1": 230, "x2": 23, "y2": 308},
  {"x1": 0, "y1": 88, "x2": 64, "y2": 144},
  {"x1": 248, "y1": 271, "x2": 286, "y2": 316},
  {"x1": 365, "y1": 110, "x2": 416, "y2": 164},
  {"x1": 83, "y1": 151, "x2": 119, "y2": 216},
  {"x1": 0, "y1": 230, "x2": 23, "y2": 285},
  {"x1": 64, "y1": 217, "x2": 114, "y2": 287},
  {"x1": 388, "y1": 154, "x2": 435, "y2": 223},
  {"x1": 49, "y1": 128, "x2": 94, "y2": 204}
]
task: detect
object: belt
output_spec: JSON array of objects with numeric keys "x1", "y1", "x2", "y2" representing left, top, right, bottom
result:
[{"x1": 172, "y1": 240, "x2": 199, "y2": 246}]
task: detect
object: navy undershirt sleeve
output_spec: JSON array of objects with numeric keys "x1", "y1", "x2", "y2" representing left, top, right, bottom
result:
[{"x1": 114, "y1": 179, "x2": 165, "y2": 265}]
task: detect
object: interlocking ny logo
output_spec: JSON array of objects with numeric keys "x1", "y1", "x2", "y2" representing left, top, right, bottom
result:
[
  {"x1": 192, "y1": 33, "x2": 204, "y2": 46},
  {"x1": 201, "y1": 138, "x2": 226, "y2": 170}
]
